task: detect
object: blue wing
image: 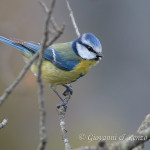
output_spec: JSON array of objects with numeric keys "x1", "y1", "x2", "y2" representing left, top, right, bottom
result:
[{"x1": 0, "y1": 36, "x2": 80, "y2": 71}]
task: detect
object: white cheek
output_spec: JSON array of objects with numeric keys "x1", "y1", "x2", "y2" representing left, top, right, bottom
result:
[{"x1": 76, "y1": 43, "x2": 96, "y2": 59}]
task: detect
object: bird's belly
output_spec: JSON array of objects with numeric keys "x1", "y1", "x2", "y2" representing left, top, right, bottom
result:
[{"x1": 31, "y1": 59, "x2": 98, "y2": 85}]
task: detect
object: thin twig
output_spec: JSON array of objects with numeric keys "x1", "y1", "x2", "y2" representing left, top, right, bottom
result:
[
  {"x1": 39, "y1": 1, "x2": 49, "y2": 13},
  {"x1": 37, "y1": 0, "x2": 57, "y2": 150},
  {"x1": 0, "y1": 51, "x2": 40, "y2": 106},
  {"x1": 65, "y1": 0, "x2": 80, "y2": 37},
  {"x1": 0, "y1": 119, "x2": 8, "y2": 129},
  {"x1": 46, "y1": 25, "x2": 65, "y2": 47},
  {"x1": 39, "y1": 1, "x2": 60, "y2": 31},
  {"x1": 51, "y1": 16, "x2": 60, "y2": 31},
  {"x1": 57, "y1": 94, "x2": 72, "y2": 150}
]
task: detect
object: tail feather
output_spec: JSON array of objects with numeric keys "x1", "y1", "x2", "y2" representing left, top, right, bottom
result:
[{"x1": 0, "y1": 36, "x2": 41, "y2": 54}]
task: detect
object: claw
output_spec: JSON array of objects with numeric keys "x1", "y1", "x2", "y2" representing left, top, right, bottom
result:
[
  {"x1": 63, "y1": 84, "x2": 73, "y2": 96},
  {"x1": 57, "y1": 101, "x2": 68, "y2": 111},
  {"x1": 52, "y1": 88, "x2": 68, "y2": 111},
  {"x1": 51, "y1": 85, "x2": 71, "y2": 112}
]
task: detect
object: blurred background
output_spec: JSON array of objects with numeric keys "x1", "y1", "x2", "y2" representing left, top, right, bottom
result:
[{"x1": 0, "y1": 0, "x2": 150, "y2": 149}]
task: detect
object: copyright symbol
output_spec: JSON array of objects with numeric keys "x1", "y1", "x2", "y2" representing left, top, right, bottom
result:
[{"x1": 79, "y1": 133, "x2": 86, "y2": 141}]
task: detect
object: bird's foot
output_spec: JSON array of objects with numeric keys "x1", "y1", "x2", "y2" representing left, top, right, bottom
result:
[
  {"x1": 57, "y1": 100, "x2": 68, "y2": 112},
  {"x1": 52, "y1": 88, "x2": 68, "y2": 111},
  {"x1": 62, "y1": 84, "x2": 73, "y2": 96},
  {"x1": 51, "y1": 85, "x2": 73, "y2": 112}
]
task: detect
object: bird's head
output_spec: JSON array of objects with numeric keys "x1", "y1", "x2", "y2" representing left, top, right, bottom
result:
[{"x1": 72, "y1": 33, "x2": 103, "y2": 60}]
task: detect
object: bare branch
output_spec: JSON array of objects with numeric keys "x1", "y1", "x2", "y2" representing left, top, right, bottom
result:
[
  {"x1": 0, "y1": 119, "x2": 8, "y2": 129},
  {"x1": 108, "y1": 114, "x2": 150, "y2": 150},
  {"x1": 51, "y1": 16, "x2": 60, "y2": 31},
  {"x1": 65, "y1": 0, "x2": 80, "y2": 37},
  {"x1": 46, "y1": 25, "x2": 65, "y2": 47},
  {"x1": 37, "y1": 0, "x2": 58, "y2": 150},
  {"x1": 57, "y1": 94, "x2": 72, "y2": 150},
  {"x1": 0, "y1": 51, "x2": 40, "y2": 106},
  {"x1": 132, "y1": 114, "x2": 150, "y2": 150},
  {"x1": 39, "y1": 1, "x2": 49, "y2": 13},
  {"x1": 39, "y1": 1, "x2": 60, "y2": 31}
]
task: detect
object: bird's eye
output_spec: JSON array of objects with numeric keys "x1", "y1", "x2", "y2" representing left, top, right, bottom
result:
[{"x1": 87, "y1": 46, "x2": 94, "y2": 52}]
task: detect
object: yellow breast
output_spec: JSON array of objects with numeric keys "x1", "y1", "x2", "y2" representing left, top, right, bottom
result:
[{"x1": 31, "y1": 59, "x2": 99, "y2": 85}]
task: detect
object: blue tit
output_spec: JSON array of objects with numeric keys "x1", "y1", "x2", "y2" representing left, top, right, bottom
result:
[{"x1": 0, "y1": 33, "x2": 103, "y2": 106}]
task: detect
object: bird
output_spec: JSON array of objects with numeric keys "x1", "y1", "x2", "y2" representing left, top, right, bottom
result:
[{"x1": 0, "y1": 33, "x2": 103, "y2": 108}]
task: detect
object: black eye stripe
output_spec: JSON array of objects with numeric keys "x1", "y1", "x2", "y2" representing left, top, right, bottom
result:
[
  {"x1": 78, "y1": 41, "x2": 97, "y2": 55},
  {"x1": 87, "y1": 46, "x2": 95, "y2": 53}
]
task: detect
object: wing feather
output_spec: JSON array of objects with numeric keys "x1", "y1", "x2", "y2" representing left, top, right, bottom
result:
[{"x1": 0, "y1": 36, "x2": 80, "y2": 71}]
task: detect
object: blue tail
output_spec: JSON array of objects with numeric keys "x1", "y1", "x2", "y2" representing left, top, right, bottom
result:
[
  {"x1": 0, "y1": 36, "x2": 80, "y2": 71},
  {"x1": 0, "y1": 36, "x2": 41, "y2": 54}
]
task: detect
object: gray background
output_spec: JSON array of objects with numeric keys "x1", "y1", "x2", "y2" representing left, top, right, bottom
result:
[{"x1": 0, "y1": 0, "x2": 150, "y2": 149}]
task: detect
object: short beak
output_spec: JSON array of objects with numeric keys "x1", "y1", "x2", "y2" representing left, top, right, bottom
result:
[{"x1": 96, "y1": 53, "x2": 104, "y2": 58}]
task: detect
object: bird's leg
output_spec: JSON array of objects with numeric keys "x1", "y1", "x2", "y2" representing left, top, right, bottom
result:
[
  {"x1": 51, "y1": 84, "x2": 72, "y2": 111},
  {"x1": 52, "y1": 89, "x2": 68, "y2": 111},
  {"x1": 50, "y1": 85, "x2": 68, "y2": 111},
  {"x1": 62, "y1": 84, "x2": 73, "y2": 96}
]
